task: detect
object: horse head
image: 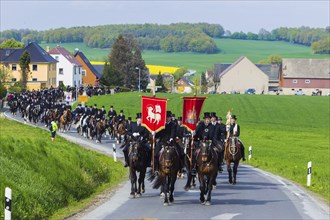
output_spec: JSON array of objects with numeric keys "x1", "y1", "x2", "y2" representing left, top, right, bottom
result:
[
  {"x1": 199, "y1": 139, "x2": 212, "y2": 163},
  {"x1": 161, "y1": 141, "x2": 178, "y2": 174},
  {"x1": 226, "y1": 136, "x2": 240, "y2": 157}
]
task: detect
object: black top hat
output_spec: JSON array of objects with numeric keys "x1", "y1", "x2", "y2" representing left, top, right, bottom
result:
[
  {"x1": 166, "y1": 111, "x2": 172, "y2": 118},
  {"x1": 102, "y1": 105, "x2": 104, "y2": 108},
  {"x1": 136, "y1": 113, "x2": 142, "y2": 119},
  {"x1": 128, "y1": 116, "x2": 132, "y2": 120},
  {"x1": 177, "y1": 116, "x2": 183, "y2": 121},
  {"x1": 171, "y1": 113, "x2": 175, "y2": 117},
  {"x1": 231, "y1": 115, "x2": 237, "y2": 120},
  {"x1": 120, "y1": 110, "x2": 123, "y2": 113},
  {"x1": 218, "y1": 117, "x2": 223, "y2": 121},
  {"x1": 210, "y1": 112, "x2": 217, "y2": 118},
  {"x1": 203, "y1": 112, "x2": 211, "y2": 119},
  {"x1": 110, "y1": 105, "x2": 113, "y2": 108},
  {"x1": 94, "y1": 104, "x2": 97, "y2": 107}
]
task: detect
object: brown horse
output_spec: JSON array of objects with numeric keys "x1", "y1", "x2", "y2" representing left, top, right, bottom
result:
[
  {"x1": 107, "y1": 117, "x2": 116, "y2": 139},
  {"x1": 128, "y1": 137, "x2": 148, "y2": 198},
  {"x1": 195, "y1": 139, "x2": 219, "y2": 205},
  {"x1": 95, "y1": 119, "x2": 106, "y2": 143},
  {"x1": 59, "y1": 110, "x2": 72, "y2": 132},
  {"x1": 114, "y1": 121, "x2": 126, "y2": 144},
  {"x1": 225, "y1": 136, "x2": 242, "y2": 185},
  {"x1": 151, "y1": 141, "x2": 181, "y2": 206}
]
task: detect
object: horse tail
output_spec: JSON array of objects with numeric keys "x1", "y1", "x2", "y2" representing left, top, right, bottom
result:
[
  {"x1": 152, "y1": 175, "x2": 163, "y2": 189},
  {"x1": 147, "y1": 169, "x2": 156, "y2": 182}
]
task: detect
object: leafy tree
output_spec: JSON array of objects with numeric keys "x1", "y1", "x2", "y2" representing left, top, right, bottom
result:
[
  {"x1": 311, "y1": 37, "x2": 330, "y2": 54},
  {"x1": 155, "y1": 73, "x2": 165, "y2": 92},
  {"x1": 0, "y1": 38, "x2": 24, "y2": 48},
  {"x1": 200, "y1": 72, "x2": 208, "y2": 93},
  {"x1": 100, "y1": 61, "x2": 123, "y2": 86},
  {"x1": 0, "y1": 82, "x2": 7, "y2": 99},
  {"x1": 108, "y1": 35, "x2": 147, "y2": 89},
  {"x1": 173, "y1": 67, "x2": 187, "y2": 81},
  {"x1": 0, "y1": 68, "x2": 12, "y2": 83},
  {"x1": 19, "y1": 50, "x2": 31, "y2": 90},
  {"x1": 258, "y1": 54, "x2": 282, "y2": 64}
]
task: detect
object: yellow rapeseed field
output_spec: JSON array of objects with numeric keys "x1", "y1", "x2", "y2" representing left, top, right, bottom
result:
[{"x1": 90, "y1": 61, "x2": 179, "y2": 75}]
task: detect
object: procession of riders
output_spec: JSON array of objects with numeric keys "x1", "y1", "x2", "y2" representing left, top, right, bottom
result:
[{"x1": 7, "y1": 87, "x2": 246, "y2": 180}]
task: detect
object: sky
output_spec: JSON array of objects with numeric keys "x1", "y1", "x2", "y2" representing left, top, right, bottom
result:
[{"x1": 0, "y1": 0, "x2": 329, "y2": 33}]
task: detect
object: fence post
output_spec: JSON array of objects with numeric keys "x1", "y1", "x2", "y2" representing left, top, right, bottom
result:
[
  {"x1": 307, "y1": 161, "x2": 312, "y2": 187},
  {"x1": 5, "y1": 187, "x2": 12, "y2": 220},
  {"x1": 248, "y1": 146, "x2": 252, "y2": 160},
  {"x1": 113, "y1": 143, "x2": 117, "y2": 162}
]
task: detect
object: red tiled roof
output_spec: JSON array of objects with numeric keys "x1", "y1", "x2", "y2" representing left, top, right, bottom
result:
[{"x1": 49, "y1": 47, "x2": 82, "y2": 66}]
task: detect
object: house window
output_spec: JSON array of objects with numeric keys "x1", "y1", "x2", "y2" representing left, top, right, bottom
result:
[
  {"x1": 32, "y1": 64, "x2": 38, "y2": 71},
  {"x1": 12, "y1": 78, "x2": 16, "y2": 82},
  {"x1": 292, "y1": 79, "x2": 298, "y2": 84},
  {"x1": 82, "y1": 70, "x2": 86, "y2": 76},
  {"x1": 59, "y1": 68, "x2": 64, "y2": 75},
  {"x1": 59, "y1": 81, "x2": 63, "y2": 86},
  {"x1": 12, "y1": 64, "x2": 17, "y2": 71},
  {"x1": 55, "y1": 56, "x2": 59, "y2": 61},
  {"x1": 32, "y1": 78, "x2": 37, "y2": 82},
  {"x1": 305, "y1": 79, "x2": 310, "y2": 84}
]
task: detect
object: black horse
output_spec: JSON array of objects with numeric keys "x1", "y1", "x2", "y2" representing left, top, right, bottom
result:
[
  {"x1": 225, "y1": 136, "x2": 242, "y2": 185},
  {"x1": 128, "y1": 137, "x2": 148, "y2": 198},
  {"x1": 150, "y1": 141, "x2": 181, "y2": 206},
  {"x1": 9, "y1": 100, "x2": 18, "y2": 116},
  {"x1": 196, "y1": 139, "x2": 219, "y2": 205}
]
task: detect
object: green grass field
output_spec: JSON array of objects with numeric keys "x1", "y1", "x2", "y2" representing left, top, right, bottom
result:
[
  {"x1": 0, "y1": 118, "x2": 127, "y2": 219},
  {"x1": 82, "y1": 92, "x2": 330, "y2": 202},
  {"x1": 41, "y1": 38, "x2": 329, "y2": 74}
]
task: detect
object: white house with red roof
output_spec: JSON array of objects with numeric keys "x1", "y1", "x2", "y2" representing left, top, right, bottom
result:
[{"x1": 48, "y1": 46, "x2": 82, "y2": 87}]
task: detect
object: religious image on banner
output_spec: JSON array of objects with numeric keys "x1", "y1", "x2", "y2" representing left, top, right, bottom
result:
[
  {"x1": 141, "y1": 96, "x2": 167, "y2": 133},
  {"x1": 182, "y1": 96, "x2": 206, "y2": 132}
]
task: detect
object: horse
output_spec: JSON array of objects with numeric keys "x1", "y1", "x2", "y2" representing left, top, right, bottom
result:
[
  {"x1": 180, "y1": 135, "x2": 197, "y2": 191},
  {"x1": 128, "y1": 137, "x2": 148, "y2": 198},
  {"x1": 114, "y1": 121, "x2": 126, "y2": 144},
  {"x1": 9, "y1": 100, "x2": 18, "y2": 116},
  {"x1": 107, "y1": 117, "x2": 116, "y2": 139},
  {"x1": 59, "y1": 110, "x2": 72, "y2": 132},
  {"x1": 44, "y1": 109, "x2": 57, "y2": 128},
  {"x1": 195, "y1": 139, "x2": 219, "y2": 205},
  {"x1": 95, "y1": 119, "x2": 106, "y2": 143},
  {"x1": 225, "y1": 136, "x2": 242, "y2": 185},
  {"x1": 150, "y1": 141, "x2": 181, "y2": 206}
]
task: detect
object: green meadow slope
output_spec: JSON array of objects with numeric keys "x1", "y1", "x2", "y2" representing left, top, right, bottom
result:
[
  {"x1": 0, "y1": 118, "x2": 127, "y2": 219},
  {"x1": 83, "y1": 92, "x2": 330, "y2": 202},
  {"x1": 40, "y1": 38, "x2": 329, "y2": 74}
]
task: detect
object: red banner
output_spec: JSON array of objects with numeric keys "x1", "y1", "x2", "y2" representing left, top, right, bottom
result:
[
  {"x1": 141, "y1": 96, "x2": 167, "y2": 133},
  {"x1": 182, "y1": 96, "x2": 206, "y2": 132}
]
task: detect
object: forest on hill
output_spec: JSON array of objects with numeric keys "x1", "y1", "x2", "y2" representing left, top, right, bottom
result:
[{"x1": 1, "y1": 23, "x2": 329, "y2": 54}]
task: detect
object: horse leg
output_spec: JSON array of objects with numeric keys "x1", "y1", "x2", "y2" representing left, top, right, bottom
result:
[
  {"x1": 130, "y1": 170, "x2": 137, "y2": 198},
  {"x1": 169, "y1": 175, "x2": 177, "y2": 203},
  {"x1": 163, "y1": 176, "x2": 170, "y2": 206},
  {"x1": 199, "y1": 175, "x2": 205, "y2": 204},
  {"x1": 140, "y1": 169, "x2": 146, "y2": 194},
  {"x1": 227, "y1": 161, "x2": 233, "y2": 184},
  {"x1": 184, "y1": 171, "x2": 192, "y2": 191},
  {"x1": 206, "y1": 175, "x2": 215, "y2": 206},
  {"x1": 233, "y1": 161, "x2": 239, "y2": 185}
]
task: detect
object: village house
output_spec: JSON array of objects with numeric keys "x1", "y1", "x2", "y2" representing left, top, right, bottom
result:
[
  {"x1": 279, "y1": 58, "x2": 330, "y2": 96},
  {"x1": 73, "y1": 49, "x2": 102, "y2": 86},
  {"x1": 48, "y1": 46, "x2": 83, "y2": 87},
  {"x1": 208, "y1": 56, "x2": 269, "y2": 94},
  {"x1": 0, "y1": 42, "x2": 57, "y2": 90},
  {"x1": 175, "y1": 76, "x2": 195, "y2": 93}
]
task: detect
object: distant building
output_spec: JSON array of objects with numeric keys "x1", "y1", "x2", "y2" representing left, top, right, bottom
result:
[
  {"x1": 0, "y1": 42, "x2": 57, "y2": 90},
  {"x1": 279, "y1": 59, "x2": 330, "y2": 95},
  {"x1": 73, "y1": 49, "x2": 101, "y2": 86},
  {"x1": 210, "y1": 56, "x2": 269, "y2": 94},
  {"x1": 175, "y1": 76, "x2": 195, "y2": 93},
  {"x1": 48, "y1": 46, "x2": 82, "y2": 87}
]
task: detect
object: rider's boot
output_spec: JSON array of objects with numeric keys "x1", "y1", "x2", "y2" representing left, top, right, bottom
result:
[
  {"x1": 241, "y1": 144, "x2": 246, "y2": 161},
  {"x1": 123, "y1": 149, "x2": 129, "y2": 167}
]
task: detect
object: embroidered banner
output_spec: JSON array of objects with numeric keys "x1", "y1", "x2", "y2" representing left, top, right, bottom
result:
[{"x1": 141, "y1": 96, "x2": 167, "y2": 133}]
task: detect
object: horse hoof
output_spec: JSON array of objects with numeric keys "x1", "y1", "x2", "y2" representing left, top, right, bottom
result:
[
  {"x1": 160, "y1": 192, "x2": 165, "y2": 198},
  {"x1": 129, "y1": 194, "x2": 135, "y2": 199},
  {"x1": 184, "y1": 186, "x2": 190, "y2": 191},
  {"x1": 96, "y1": 140, "x2": 99, "y2": 143},
  {"x1": 163, "y1": 202, "x2": 169, "y2": 206},
  {"x1": 205, "y1": 201, "x2": 211, "y2": 206},
  {"x1": 201, "y1": 201, "x2": 206, "y2": 205},
  {"x1": 136, "y1": 193, "x2": 141, "y2": 198},
  {"x1": 142, "y1": 189, "x2": 145, "y2": 193},
  {"x1": 212, "y1": 185, "x2": 217, "y2": 189}
]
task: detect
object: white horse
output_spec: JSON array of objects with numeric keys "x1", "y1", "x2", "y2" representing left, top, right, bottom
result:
[{"x1": 146, "y1": 106, "x2": 161, "y2": 124}]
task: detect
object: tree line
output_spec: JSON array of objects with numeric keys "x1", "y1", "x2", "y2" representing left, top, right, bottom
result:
[{"x1": 1, "y1": 24, "x2": 328, "y2": 54}]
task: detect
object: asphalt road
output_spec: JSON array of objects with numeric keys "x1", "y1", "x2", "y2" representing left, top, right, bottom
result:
[{"x1": 3, "y1": 109, "x2": 329, "y2": 220}]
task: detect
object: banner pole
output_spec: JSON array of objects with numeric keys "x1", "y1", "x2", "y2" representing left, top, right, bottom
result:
[
  {"x1": 152, "y1": 132, "x2": 155, "y2": 174},
  {"x1": 190, "y1": 130, "x2": 194, "y2": 169}
]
